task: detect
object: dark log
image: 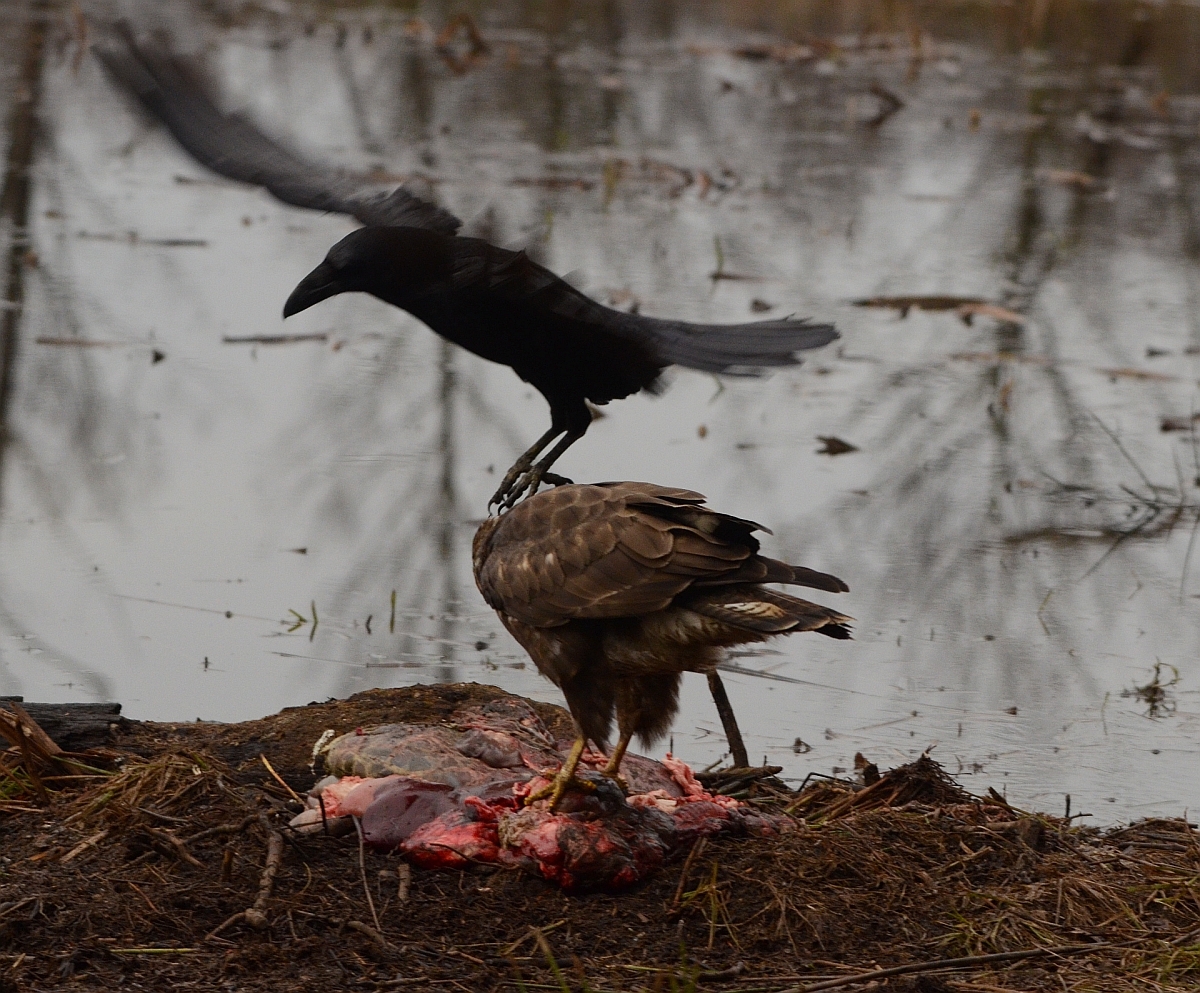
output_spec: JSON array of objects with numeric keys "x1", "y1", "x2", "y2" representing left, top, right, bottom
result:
[{"x1": 0, "y1": 698, "x2": 133, "y2": 751}]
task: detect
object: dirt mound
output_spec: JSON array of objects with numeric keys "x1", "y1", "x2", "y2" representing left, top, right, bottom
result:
[{"x1": 3, "y1": 685, "x2": 1199, "y2": 992}]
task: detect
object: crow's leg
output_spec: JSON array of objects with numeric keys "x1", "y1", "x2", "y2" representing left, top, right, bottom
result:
[
  {"x1": 489, "y1": 424, "x2": 563, "y2": 510},
  {"x1": 524, "y1": 736, "x2": 594, "y2": 811},
  {"x1": 707, "y1": 672, "x2": 750, "y2": 769},
  {"x1": 498, "y1": 428, "x2": 585, "y2": 510}
]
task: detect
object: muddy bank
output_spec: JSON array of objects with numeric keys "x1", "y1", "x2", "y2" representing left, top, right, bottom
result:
[{"x1": 2, "y1": 684, "x2": 1199, "y2": 992}]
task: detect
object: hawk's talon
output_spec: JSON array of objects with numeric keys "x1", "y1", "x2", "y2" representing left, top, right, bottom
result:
[
  {"x1": 600, "y1": 770, "x2": 629, "y2": 792},
  {"x1": 523, "y1": 738, "x2": 590, "y2": 811},
  {"x1": 524, "y1": 770, "x2": 596, "y2": 810}
]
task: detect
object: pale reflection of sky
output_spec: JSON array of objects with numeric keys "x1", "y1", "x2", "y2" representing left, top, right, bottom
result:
[{"x1": 1, "y1": 3, "x2": 1198, "y2": 823}]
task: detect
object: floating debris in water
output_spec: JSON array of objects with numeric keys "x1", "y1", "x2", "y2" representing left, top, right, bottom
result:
[
  {"x1": 433, "y1": 12, "x2": 489, "y2": 75},
  {"x1": 1121, "y1": 662, "x2": 1179, "y2": 717},
  {"x1": 816, "y1": 435, "x2": 858, "y2": 456},
  {"x1": 853, "y1": 295, "x2": 1025, "y2": 324},
  {"x1": 854, "y1": 294, "x2": 987, "y2": 315},
  {"x1": 1035, "y1": 168, "x2": 1102, "y2": 190},
  {"x1": 222, "y1": 333, "x2": 329, "y2": 345},
  {"x1": 853, "y1": 751, "x2": 880, "y2": 784},
  {"x1": 1160, "y1": 414, "x2": 1200, "y2": 433},
  {"x1": 509, "y1": 176, "x2": 594, "y2": 191}
]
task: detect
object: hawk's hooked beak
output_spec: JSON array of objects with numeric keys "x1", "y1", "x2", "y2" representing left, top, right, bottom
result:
[{"x1": 283, "y1": 260, "x2": 342, "y2": 318}]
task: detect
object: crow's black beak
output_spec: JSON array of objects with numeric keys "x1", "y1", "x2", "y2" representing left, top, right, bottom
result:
[{"x1": 283, "y1": 260, "x2": 342, "y2": 318}]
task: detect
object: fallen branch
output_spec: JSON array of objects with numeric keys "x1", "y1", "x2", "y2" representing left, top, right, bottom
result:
[
  {"x1": 705, "y1": 672, "x2": 748, "y2": 769},
  {"x1": 0, "y1": 704, "x2": 68, "y2": 803},
  {"x1": 347, "y1": 919, "x2": 392, "y2": 955},
  {"x1": 145, "y1": 826, "x2": 204, "y2": 869},
  {"x1": 205, "y1": 825, "x2": 284, "y2": 939},
  {"x1": 182, "y1": 813, "x2": 259, "y2": 846},
  {"x1": 0, "y1": 897, "x2": 40, "y2": 920},
  {"x1": 3, "y1": 703, "x2": 63, "y2": 758},
  {"x1": 244, "y1": 828, "x2": 284, "y2": 928},
  {"x1": 59, "y1": 828, "x2": 109, "y2": 864},
  {"x1": 396, "y1": 862, "x2": 411, "y2": 904},
  {"x1": 699, "y1": 960, "x2": 746, "y2": 981},
  {"x1": 124, "y1": 813, "x2": 257, "y2": 870}
]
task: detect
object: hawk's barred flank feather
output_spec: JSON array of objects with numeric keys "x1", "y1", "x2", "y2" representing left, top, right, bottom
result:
[{"x1": 473, "y1": 483, "x2": 852, "y2": 770}]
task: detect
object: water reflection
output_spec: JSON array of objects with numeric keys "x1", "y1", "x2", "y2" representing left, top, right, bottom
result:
[{"x1": 0, "y1": 1, "x2": 1197, "y2": 821}]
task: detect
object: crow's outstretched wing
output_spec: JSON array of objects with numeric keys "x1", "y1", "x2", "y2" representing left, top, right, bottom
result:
[
  {"x1": 98, "y1": 28, "x2": 837, "y2": 380},
  {"x1": 95, "y1": 26, "x2": 462, "y2": 234}
]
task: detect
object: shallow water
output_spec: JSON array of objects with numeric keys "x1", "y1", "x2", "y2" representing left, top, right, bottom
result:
[{"x1": 1, "y1": 1, "x2": 1198, "y2": 823}]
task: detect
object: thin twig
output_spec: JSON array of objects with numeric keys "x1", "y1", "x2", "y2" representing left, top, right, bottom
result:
[
  {"x1": 668, "y1": 836, "x2": 708, "y2": 915},
  {"x1": 353, "y1": 816, "x2": 382, "y2": 932},
  {"x1": 205, "y1": 911, "x2": 245, "y2": 941},
  {"x1": 110, "y1": 947, "x2": 196, "y2": 955},
  {"x1": 1092, "y1": 412, "x2": 1159, "y2": 495},
  {"x1": 1180, "y1": 512, "x2": 1200, "y2": 600},
  {"x1": 782, "y1": 942, "x2": 1113, "y2": 993},
  {"x1": 59, "y1": 828, "x2": 109, "y2": 864},
  {"x1": 260, "y1": 754, "x2": 303, "y2": 803},
  {"x1": 1080, "y1": 512, "x2": 1154, "y2": 581}
]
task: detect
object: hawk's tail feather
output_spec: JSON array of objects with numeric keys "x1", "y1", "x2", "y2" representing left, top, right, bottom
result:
[
  {"x1": 685, "y1": 586, "x2": 853, "y2": 638},
  {"x1": 784, "y1": 564, "x2": 850, "y2": 594}
]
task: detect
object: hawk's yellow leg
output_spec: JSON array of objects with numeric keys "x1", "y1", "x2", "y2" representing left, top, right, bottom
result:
[
  {"x1": 524, "y1": 737, "x2": 593, "y2": 811},
  {"x1": 600, "y1": 733, "x2": 631, "y2": 791}
]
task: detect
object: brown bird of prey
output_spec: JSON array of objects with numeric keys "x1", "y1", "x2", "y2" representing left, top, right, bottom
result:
[
  {"x1": 472, "y1": 481, "x2": 852, "y2": 808},
  {"x1": 96, "y1": 31, "x2": 839, "y2": 509}
]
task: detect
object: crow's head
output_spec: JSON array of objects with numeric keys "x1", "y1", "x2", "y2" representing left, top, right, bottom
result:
[{"x1": 283, "y1": 227, "x2": 450, "y2": 317}]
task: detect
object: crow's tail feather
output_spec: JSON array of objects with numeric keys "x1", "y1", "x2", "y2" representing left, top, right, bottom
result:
[{"x1": 637, "y1": 316, "x2": 839, "y2": 374}]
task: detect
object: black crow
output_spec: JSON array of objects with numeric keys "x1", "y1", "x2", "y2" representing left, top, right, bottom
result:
[{"x1": 97, "y1": 31, "x2": 839, "y2": 509}]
